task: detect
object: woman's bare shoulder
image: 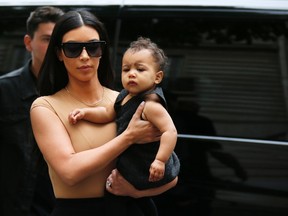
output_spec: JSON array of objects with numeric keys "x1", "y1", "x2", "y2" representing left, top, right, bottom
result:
[
  {"x1": 31, "y1": 96, "x2": 52, "y2": 110},
  {"x1": 104, "y1": 87, "x2": 119, "y2": 101}
]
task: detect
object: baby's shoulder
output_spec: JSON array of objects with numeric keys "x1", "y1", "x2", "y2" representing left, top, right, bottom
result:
[{"x1": 144, "y1": 93, "x2": 161, "y2": 103}]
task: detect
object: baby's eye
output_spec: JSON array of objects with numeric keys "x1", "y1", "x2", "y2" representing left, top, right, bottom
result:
[
  {"x1": 137, "y1": 68, "x2": 145, "y2": 72},
  {"x1": 122, "y1": 66, "x2": 129, "y2": 72}
]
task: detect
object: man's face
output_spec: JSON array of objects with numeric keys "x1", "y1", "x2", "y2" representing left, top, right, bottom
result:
[{"x1": 24, "y1": 22, "x2": 55, "y2": 77}]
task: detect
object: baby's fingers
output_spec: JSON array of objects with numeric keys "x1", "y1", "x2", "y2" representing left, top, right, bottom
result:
[{"x1": 149, "y1": 168, "x2": 164, "y2": 182}]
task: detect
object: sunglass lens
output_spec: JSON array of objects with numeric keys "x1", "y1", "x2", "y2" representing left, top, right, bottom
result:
[
  {"x1": 63, "y1": 43, "x2": 82, "y2": 58},
  {"x1": 86, "y1": 43, "x2": 102, "y2": 57},
  {"x1": 62, "y1": 42, "x2": 104, "y2": 58}
]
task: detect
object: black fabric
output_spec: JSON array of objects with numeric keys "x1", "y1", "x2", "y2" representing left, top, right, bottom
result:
[
  {"x1": 114, "y1": 87, "x2": 180, "y2": 190},
  {"x1": 51, "y1": 198, "x2": 105, "y2": 216},
  {"x1": 0, "y1": 60, "x2": 55, "y2": 216},
  {"x1": 50, "y1": 196, "x2": 157, "y2": 216},
  {"x1": 105, "y1": 192, "x2": 158, "y2": 216}
]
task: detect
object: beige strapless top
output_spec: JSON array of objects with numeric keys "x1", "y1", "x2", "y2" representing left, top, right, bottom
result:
[{"x1": 31, "y1": 87, "x2": 118, "y2": 198}]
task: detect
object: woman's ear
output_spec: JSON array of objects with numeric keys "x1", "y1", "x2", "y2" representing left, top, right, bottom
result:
[{"x1": 155, "y1": 71, "x2": 164, "y2": 84}]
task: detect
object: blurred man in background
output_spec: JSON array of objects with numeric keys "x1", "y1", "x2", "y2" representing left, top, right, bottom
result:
[{"x1": 0, "y1": 6, "x2": 64, "y2": 216}]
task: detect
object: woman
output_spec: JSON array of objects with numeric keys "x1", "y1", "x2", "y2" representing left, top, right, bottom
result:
[
  {"x1": 30, "y1": 10, "x2": 177, "y2": 216},
  {"x1": 67, "y1": 37, "x2": 180, "y2": 190}
]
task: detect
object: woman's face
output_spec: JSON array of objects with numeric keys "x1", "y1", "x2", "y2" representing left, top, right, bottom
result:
[{"x1": 59, "y1": 25, "x2": 101, "y2": 83}]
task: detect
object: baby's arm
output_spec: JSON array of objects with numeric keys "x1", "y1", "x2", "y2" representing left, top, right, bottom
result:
[
  {"x1": 68, "y1": 106, "x2": 116, "y2": 124},
  {"x1": 142, "y1": 100, "x2": 177, "y2": 182}
]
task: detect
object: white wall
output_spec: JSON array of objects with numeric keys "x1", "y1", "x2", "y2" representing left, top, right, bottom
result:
[{"x1": 1, "y1": 0, "x2": 288, "y2": 10}]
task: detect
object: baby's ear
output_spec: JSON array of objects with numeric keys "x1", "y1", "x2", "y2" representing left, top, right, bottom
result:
[{"x1": 155, "y1": 71, "x2": 164, "y2": 84}]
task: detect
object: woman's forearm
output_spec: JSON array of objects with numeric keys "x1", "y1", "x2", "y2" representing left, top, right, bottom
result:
[
  {"x1": 106, "y1": 169, "x2": 178, "y2": 198},
  {"x1": 132, "y1": 177, "x2": 178, "y2": 198}
]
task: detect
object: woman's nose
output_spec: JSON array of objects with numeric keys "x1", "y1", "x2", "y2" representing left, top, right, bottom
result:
[{"x1": 80, "y1": 47, "x2": 89, "y2": 59}]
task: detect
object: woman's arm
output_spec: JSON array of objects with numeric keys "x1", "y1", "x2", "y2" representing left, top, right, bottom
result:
[
  {"x1": 31, "y1": 102, "x2": 159, "y2": 186},
  {"x1": 106, "y1": 169, "x2": 178, "y2": 198}
]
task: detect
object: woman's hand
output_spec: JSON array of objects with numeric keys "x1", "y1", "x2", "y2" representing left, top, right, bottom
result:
[
  {"x1": 106, "y1": 169, "x2": 178, "y2": 198},
  {"x1": 126, "y1": 102, "x2": 161, "y2": 144},
  {"x1": 106, "y1": 169, "x2": 139, "y2": 198}
]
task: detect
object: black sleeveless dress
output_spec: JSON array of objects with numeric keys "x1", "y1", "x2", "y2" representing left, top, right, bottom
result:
[{"x1": 114, "y1": 87, "x2": 180, "y2": 190}]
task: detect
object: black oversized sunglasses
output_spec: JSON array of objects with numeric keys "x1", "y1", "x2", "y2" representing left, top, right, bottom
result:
[{"x1": 61, "y1": 41, "x2": 106, "y2": 58}]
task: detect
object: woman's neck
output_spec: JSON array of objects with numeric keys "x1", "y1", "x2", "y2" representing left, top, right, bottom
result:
[{"x1": 65, "y1": 83, "x2": 104, "y2": 107}]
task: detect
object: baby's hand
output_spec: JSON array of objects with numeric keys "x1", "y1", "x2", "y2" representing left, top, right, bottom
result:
[
  {"x1": 68, "y1": 109, "x2": 84, "y2": 124},
  {"x1": 149, "y1": 159, "x2": 165, "y2": 182}
]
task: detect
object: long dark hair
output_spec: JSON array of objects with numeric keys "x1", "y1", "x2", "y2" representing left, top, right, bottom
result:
[{"x1": 38, "y1": 10, "x2": 114, "y2": 96}]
